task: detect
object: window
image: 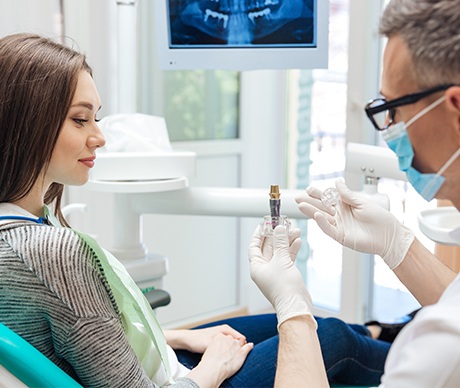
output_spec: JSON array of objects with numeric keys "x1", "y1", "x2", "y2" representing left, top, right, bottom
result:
[
  {"x1": 287, "y1": 0, "x2": 349, "y2": 312},
  {"x1": 162, "y1": 70, "x2": 239, "y2": 141}
]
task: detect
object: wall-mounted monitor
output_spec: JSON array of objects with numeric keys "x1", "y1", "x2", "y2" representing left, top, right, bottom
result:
[{"x1": 154, "y1": 0, "x2": 329, "y2": 71}]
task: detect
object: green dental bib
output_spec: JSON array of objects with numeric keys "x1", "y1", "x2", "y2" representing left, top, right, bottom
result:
[
  {"x1": 44, "y1": 208, "x2": 173, "y2": 384},
  {"x1": 76, "y1": 231, "x2": 173, "y2": 384}
]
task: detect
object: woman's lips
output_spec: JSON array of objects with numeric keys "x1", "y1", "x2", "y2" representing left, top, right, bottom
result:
[{"x1": 79, "y1": 157, "x2": 95, "y2": 168}]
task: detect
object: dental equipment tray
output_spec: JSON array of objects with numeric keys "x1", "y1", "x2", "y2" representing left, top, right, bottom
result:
[{"x1": 89, "y1": 151, "x2": 196, "y2": 182}]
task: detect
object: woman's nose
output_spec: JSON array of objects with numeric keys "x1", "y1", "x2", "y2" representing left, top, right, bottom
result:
[{"x1": 89, "y1": 125, "x2": 106, "y2": 149}]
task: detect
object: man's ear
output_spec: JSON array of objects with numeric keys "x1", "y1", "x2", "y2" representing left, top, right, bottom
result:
[{"x1": 445, "y1": 86, "x2": 460, "y2": 143}]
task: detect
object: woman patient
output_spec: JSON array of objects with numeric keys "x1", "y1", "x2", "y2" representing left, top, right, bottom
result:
[{"x1": 0, "y1": 32, "x2": 252, "y2": 388}]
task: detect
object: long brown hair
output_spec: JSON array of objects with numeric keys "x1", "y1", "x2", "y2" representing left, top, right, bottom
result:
[{"x1": 0, "y1": 33, "x2": 92, "y2": 226}]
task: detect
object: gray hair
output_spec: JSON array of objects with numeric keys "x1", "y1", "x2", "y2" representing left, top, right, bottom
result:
[{"x1": 380, "y1": 0, "x2": 460, "y2": 87}]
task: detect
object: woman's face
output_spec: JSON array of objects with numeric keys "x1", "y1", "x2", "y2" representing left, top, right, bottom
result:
[{"x1": 46, "y1": 70, "x2": 105, "y2": 187}]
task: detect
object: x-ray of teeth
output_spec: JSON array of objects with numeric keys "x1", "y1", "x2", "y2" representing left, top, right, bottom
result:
[{"x1": 168, "y1": 0, "x2": 315, "y2": 47}]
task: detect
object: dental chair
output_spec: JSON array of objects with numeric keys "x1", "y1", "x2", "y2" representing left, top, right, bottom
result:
[
  {"x1": 0, "y1": 322, "x2": 82, "y2": 387},
  {"x1": 0, "y1": 289, "x2": 170, "y2": 387},
  {"x1": 145, "y1": 288, "x2": 171, "y2": 310}
]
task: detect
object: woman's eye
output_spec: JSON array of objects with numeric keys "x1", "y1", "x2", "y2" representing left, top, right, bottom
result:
[{"x1": 73, "y1": 118, "x2": 88, "y2": 125}]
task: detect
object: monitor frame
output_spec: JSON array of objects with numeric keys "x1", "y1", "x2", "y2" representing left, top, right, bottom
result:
[{"x1": 154, "y1": 0, "x2": 329, "y2": 71}]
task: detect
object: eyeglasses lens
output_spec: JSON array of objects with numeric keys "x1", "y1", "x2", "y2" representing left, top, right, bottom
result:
[{"x1": 368, "y1": 99, "x2": 390, "y2": 130}]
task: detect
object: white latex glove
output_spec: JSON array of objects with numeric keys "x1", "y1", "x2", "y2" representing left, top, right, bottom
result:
[
  {"x1": 249, "y1": 225, "x2": 315, "y2": 329},
  {"x1": 296, "y1": 179, "x2": 415, "y2": 270}
]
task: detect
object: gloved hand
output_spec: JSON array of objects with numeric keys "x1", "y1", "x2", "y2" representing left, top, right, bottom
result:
[
  {"x1": 249, "y1": 225, "x2": 315, "y2": 329},
  {"x1": 296, "y1": 179, "x2": 415, "y2": 270}
]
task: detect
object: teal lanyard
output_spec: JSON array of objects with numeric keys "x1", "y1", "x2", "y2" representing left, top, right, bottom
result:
[{"x1": 0, "y1": 215, "x2": 46, "y2": 224}]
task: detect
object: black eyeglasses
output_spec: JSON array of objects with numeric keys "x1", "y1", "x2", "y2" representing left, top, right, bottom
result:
[{"x1": 365, "y1": 84, "x2": 454, "y2": 131}]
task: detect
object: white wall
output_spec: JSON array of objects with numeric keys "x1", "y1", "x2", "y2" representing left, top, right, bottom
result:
[
  {"x1": 63, "y1": 0, "x2": 119, "y2": 117},
  {"x1": 1, "y1": 0, "x2": 383, "y2": 326},
  {"x1": 0, "y1": 0, "x2": 61, "y2": 37}
]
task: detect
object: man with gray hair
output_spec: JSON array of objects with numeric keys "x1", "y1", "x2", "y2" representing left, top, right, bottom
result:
[{"x1": 250, "y1": 0, "x2": 460, "y2": 386}]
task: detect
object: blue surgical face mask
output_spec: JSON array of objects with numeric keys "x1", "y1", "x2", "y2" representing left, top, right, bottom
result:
[{"x1": 382, "y1": 95, "x2": 460, "y2": 201}]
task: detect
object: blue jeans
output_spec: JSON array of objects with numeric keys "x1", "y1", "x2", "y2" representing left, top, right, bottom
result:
[{"x1": 176, "y1": 314, "x2": 390, "y2": 387}]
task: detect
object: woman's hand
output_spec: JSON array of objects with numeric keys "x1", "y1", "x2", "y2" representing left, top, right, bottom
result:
[
  {"x1": 165, "y1": 325, "x2": 247, "y2": 354},
  {"x1": 186, "y1": 332, "x2": 253, "y2": 388}
]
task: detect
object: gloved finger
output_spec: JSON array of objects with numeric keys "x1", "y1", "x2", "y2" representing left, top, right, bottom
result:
[
  {"x1": 305, "y1": 186, "x2": 338, "y2": 212},
  {"x1": 298, "y1": 188, "x2": 337, "y2": 215},
  {"x1": 313, "y1": 211, "x2": 340, "y2": 243},
  {"x1": 289, "y1": 237, "x2": 302, "y2": 262},
  {"x1": 261, "y1": 235, "x2": 274, "y2": 258},
  {"x1": 306, "y1": 186, "x2": 324, "y2": 199},
  {"x1": 273, "y1": 225, "x2": 290, "y2": 258},
  {"x1": 288, "y1": 227, "x2": 301, "y2": 244},
  {"x1": 248, "y1": 225, "x2": 264, "y2": 258},
  {"x1": 335, "y1": 179, "x2": 364, "y2": 207},
  {"x1": 295, "y1": 186, "x2": 323, "y2": 202},
  {"x1": 295, "y1": 188, "x2": 323, "y2": 207},
  {"x1": 298, "y1": 201, "x2": 336, "y2": 220}
]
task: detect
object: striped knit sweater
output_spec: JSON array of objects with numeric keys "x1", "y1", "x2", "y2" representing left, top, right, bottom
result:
[{"x1": 0, "y1": 222, "x2": 198, "y2": 388}]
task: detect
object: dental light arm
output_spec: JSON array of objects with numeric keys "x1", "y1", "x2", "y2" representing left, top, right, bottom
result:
[
  {"x1": 346, "y1": 142, "x2": 407, "y2": 182},
  {"x1": 131, "y1": 187, "x2": 305, "y2": 219},
  {"x1": 345, "y1": 142, "x2": 407, "y2": 210}
]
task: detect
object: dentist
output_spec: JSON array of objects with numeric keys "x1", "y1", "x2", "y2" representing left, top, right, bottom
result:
[{"x1": 250, "y1": 0, "x2": 460, "y2": 386}]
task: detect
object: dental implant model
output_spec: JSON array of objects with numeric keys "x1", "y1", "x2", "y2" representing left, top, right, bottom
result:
[
  {"x1": 321, "y1": 187, "x2": 339, "y2": 207},
  {"x1": 260, "y1": 184, "x2": 290, "y2": 236},
  {"x1": 269, "y1": 184, "x2": 281, "y2": 221}
]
